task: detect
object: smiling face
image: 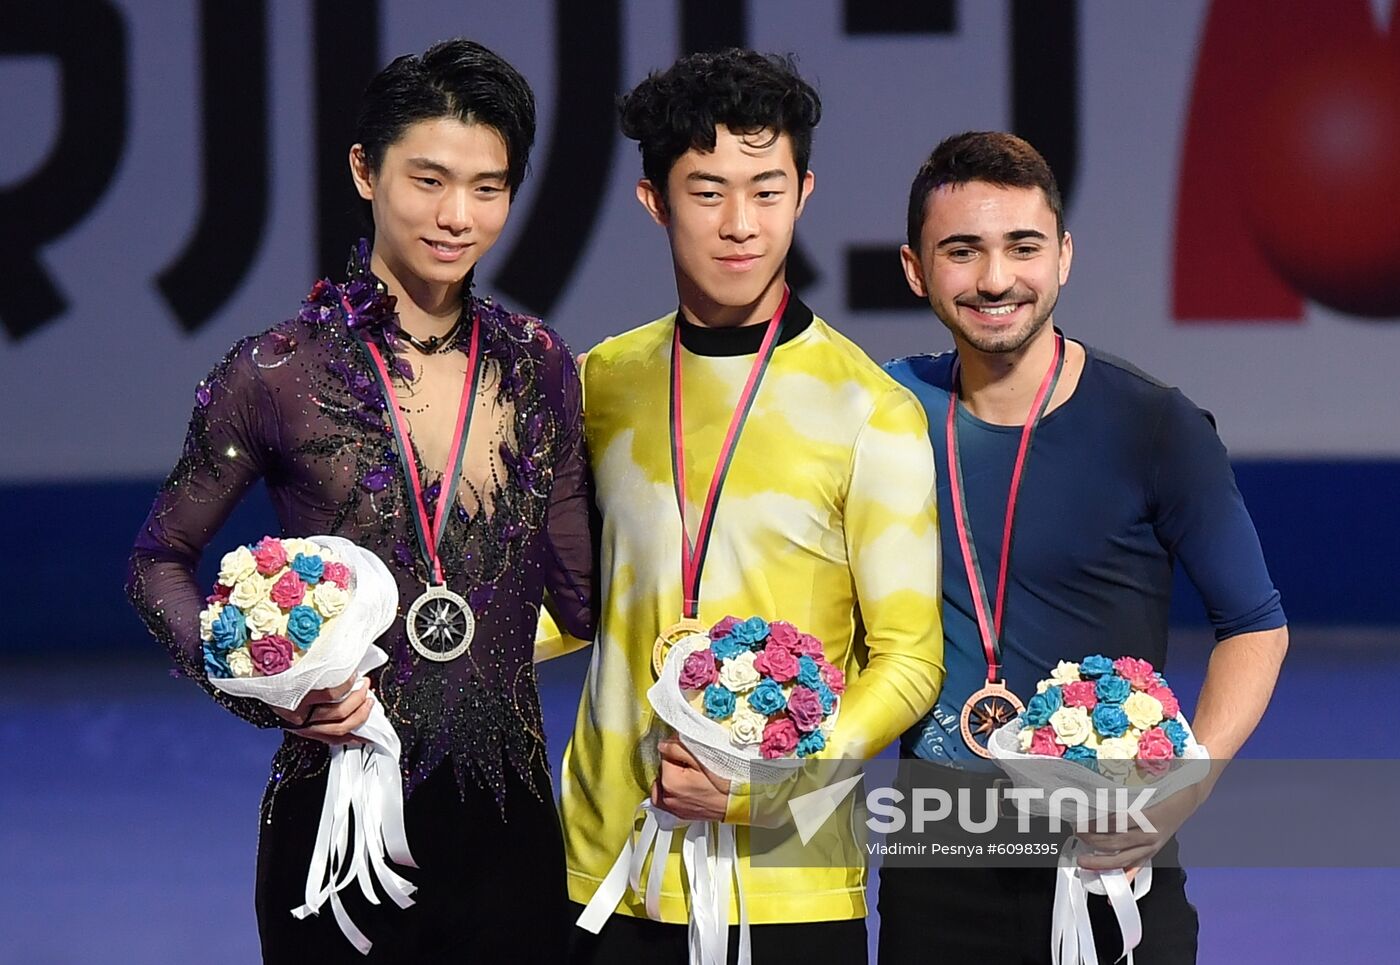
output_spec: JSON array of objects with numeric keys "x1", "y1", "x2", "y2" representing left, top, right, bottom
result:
[
  {"x1": 350, "y1": 117, "x2": 512, "y2": 295},
  {"x1": 901, "y1": 181, "x2": 1072, "y2": 355},
  {"x1": 637, "y1": 125, "x2": 815, "y2": 327}
]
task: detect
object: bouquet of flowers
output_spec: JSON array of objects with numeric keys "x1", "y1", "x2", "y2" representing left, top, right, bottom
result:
[
  {"x1": 669, "y1": 615, "x2": 844, "y2": 771},
  {"x1": 579, "y1": 616, "x2": 843, "y2": 965},
  {"x1": 200, "y1": 537, "x2": 355, "y2": 686},
  {"x1": 201, "y1": 535, "x2": 414, "y2": 956},
  {"x1": 989, "y1": 656, "x2": 1210, "y2": 965}
]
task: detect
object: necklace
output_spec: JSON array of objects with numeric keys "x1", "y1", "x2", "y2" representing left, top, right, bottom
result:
[{"x1": 397, "y1": 311, "x2": 469, "y2": 354}]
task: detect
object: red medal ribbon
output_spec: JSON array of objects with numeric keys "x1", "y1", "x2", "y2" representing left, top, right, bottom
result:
[
  {"x1": 946, "y1": 332, "x2": 1065, "y2": 682},
  {"x1": 670, "y1": 287, "x2": 791, "y2": 618}
]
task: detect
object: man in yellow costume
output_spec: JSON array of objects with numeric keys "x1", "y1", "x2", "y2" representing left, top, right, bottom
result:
[{"x1": 543, "y1": 49, "x2": 944, "y2": 963}]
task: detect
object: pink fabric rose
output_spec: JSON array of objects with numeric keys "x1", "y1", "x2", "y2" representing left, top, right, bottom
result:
[
  {"x1": 253, "y1": 537, "x2": 288, "y2": 576},
  {"x1": 269, "y1": 571, "x2": 306, "y2": 609},
  {"x1": 678, "y1": 651, "x2": 718, "y2": 691},
  {"x1": 767, "y1": 621, "x2": 800, "y2": 652},
  {"x1": 1137, "y1": 726, "x2": 1176, "y2": 777},
  {"x1": 753, "y1": 644, "x2": 800, "y2": 683},
  {"x1": 1029, "y1": 726, "x2": 1067, "y2": 757},
  {"x1": 760, "y1": 717, "x2": 800, "y2": 760},
  {"x1": 820, "y1": 660, "x2": 847, "y2": 695},
  {"x1": 320, "y1": 561, "x2": 351, "y2": 589},
  {"x1": 787, "y1": 686, "x2": 825, "y2": 732},
  {"x1": 792, "y1": 633, "x2": 825, "y2": 658},
  {"x1": 250, "y1": 635, "x2": 294, "y2": 675},
  {"x1": 1061, "y1": 680, "x2": 1098, "y2": 709},
  {"x1": 1114, "y1": 657, "x2": 1156, "y2": 690},
  {"x1": 1138, "y1": 726, "x2": 1176, "y2": 761},
  {"x1": 206, "y1": 583, "x2": 232, "y2": 605},
  {"x1": 1146, "y1": 683, "x2": 1180, "y2": 719},
  {"x1": 709, "y1": 616, "x2": 741, "y2": 640}
]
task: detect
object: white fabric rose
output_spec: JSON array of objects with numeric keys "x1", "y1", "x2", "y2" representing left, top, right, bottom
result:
[
  {"x1": 226, "y1": 648, "x2": 255, "y2": 678},
  {"x1": 198, "y1": 603, "x2": 223, "y2": 642},
  {"x1": 1049, "y1": 660, "x2": 1081, "y2": 686},
  {"x1": 229, "y1": 574, "x2": 267, "y2": 611},
  {"x1": 1096, "y1": 735, "x2": 1140, "y2": 759},
  {"x1": 312, "y1": 582, "x2": 350, "y2": 619},
  {"x1": 729, "y1": 706, "x2": 767, "y2": 746},
  {"x1": 245, "y1": 599, "x2": 287, "y2": 639},
  {"x1": 281, "y1": 538, "x2": 319, "y2": 559},
  {"x1": 218, "y1": 546, "x2": 257, "y2": 586},
  {"x1": 718, "y1": 651, "x2": 761, "y2": 694},
  {"x1": 1019, "y1": 726, "x2": 1035, "y2": 752},
  {"x1": 1123, "y1": 692, "x2": 1164, "y2": 731},
  {"x1": 1048, "y1": 706, "x2": 1092, "y2": 747}
]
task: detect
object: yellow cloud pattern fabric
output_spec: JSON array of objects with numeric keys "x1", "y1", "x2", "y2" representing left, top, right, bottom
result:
[{"x1": 557, "y1": 313, "x2": 944, "y2": 924}]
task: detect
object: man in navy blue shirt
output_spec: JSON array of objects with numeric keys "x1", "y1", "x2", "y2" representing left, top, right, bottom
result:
[{"x1": 877, "y1": 132, "x2": 1288, "y2": 964}]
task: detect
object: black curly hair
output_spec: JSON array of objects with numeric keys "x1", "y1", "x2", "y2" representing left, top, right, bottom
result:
[
  {"x1": 619, "y1": 49, "x2": 821, "y2": 197},
  {"x1": 355, "y1": 38, "x2": 536, "y2": 197}
]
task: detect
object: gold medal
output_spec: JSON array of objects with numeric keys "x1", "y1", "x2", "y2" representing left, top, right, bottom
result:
[
  {"x1": 653, "y1": 617, "x2": 707, "y2": 678},
  {"x1": 959, "y1": 679, "x2": 1025, "y2": 758}
]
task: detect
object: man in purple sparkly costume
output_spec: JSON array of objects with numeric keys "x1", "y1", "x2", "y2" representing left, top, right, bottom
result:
[{"x1": 128, "y1": 39, "x2": 595, "y2": 962}]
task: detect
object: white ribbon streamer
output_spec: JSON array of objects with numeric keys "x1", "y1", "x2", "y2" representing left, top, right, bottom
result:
[
  {"x1": 290, "y1": 684, "x2": 418, "y2": 956},
  {"x1": 576, "y1": 800, "x2": 751, "y2": 965},
  {"x1": 1052, "y1": 836, "x2": 1153, "y2": 965}
]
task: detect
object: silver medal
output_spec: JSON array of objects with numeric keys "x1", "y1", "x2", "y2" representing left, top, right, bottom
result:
[{"x1": 406, "y1": 584, "x2": 475, "y2": 662}]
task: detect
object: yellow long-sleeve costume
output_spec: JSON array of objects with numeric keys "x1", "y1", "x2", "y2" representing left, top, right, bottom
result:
[{"x1": 546, "y1": 302, "x2": 944, "y2": 924}]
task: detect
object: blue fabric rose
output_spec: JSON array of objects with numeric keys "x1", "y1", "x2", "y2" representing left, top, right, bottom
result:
[
  {"x1": 710, "y1": 635, "x2": 747, "y2": 662},
  {"x1": 748, "y1": 678, "x2": 787, "y2": 716},
  {"x1": 1163, "y1": 718, "x2": 1190, "y2": 755},
  {"x1": 209, "y1": 606, "x2": 248, "y2": 652},
  {"x1": 1095, "y1": 674, "x2": 1132, "y2": 704},
  {"x1": 286, "y1": 604, "x2": 323, "y2": 650},
  {"x1": 1092, "y1": 702, "x2": 1130, "y2": 738},
  {"x1": 796, "y1": 655, "x2": 823, "y2": 690},
  {"x1": 703, "y1": 684, "x2": 737, "y2": 720},
  {"x1": 1080, "y1": 654, "x2": 1115, "y2": 678},
  {"x1": 1023, "y1": 686, "x2": 1063, "y2": 727},
  {"x1": 291, "y1": 552, "x2": 325, "y2": 585},
  {"x1": 816, "y1": 682, "x2": 837, "y2": 715},
  {"x1": 203, "y1": 643, "x2": 232, "y2": 679},
  {"x1": 729, "y1": 616, "x2": 770, "y2": 648},
  {"x1": 797, "y1": 730, "x2": 827, "y2": 758},
  {"x1": 1063, "y1": 744, "x2": 1098, "y2": 771}
]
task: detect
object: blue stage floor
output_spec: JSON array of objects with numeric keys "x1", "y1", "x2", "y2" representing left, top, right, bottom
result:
[{"x1": 4, "y1": 628, "x2": 1397, "y2": 963}]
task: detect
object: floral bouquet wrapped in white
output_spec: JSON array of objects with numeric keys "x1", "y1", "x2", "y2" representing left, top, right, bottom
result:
[
  {"x1": 200, "y1": 535, "x2": 413, "y2": 955},
  {"x1": 579, "y1": 616, "x2": 843, "y2": 965},
  {"x1": 989, "y1": 656, "x2": 1209, "y2": 965}
]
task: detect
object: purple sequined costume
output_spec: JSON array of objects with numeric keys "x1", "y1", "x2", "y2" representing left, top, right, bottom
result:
[{"x1": 127, "y1": 247, "x2": 596, "y2": 814}]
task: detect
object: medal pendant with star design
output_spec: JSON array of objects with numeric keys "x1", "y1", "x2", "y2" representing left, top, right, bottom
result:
[
  {"x1": 959, "y1": 680, "x2": 1025, "y2": 758},
  {"x1": 406, "y1": 584, "x2": 476, "y2": 662}
]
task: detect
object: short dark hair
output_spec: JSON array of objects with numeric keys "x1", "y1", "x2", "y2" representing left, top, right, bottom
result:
[
  {"x1": 906, "y1": 131, "x2": 1065, "y2": 250},
  {"x1": 355, "y1": 38, "x2": 536, "y2": 197},
  {"x1": 619, "y1": 49, "x2": 821, "y2": 195}
]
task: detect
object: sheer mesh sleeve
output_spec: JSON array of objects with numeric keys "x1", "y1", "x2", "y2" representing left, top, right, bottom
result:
[
  {"x1": 538, "y1": 334, "x2": 598, "y2": 642},
  {"x1": 126, "y1": 337, "x2": 284, "y2": 728}
]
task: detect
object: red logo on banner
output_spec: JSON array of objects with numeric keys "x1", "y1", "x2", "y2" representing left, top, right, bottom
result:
[{"x1": 1174, "y1": 0, "x2": 1400, "y2": 322}]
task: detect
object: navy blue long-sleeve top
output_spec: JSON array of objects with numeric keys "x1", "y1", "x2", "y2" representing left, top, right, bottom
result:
[{"x1": 885, "y1": 341, "x2": 1284, "y2": 764}]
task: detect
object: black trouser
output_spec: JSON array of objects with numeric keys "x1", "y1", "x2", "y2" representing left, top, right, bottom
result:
[
  {"x1": 256, "y1": 759, "x2": 570, "y2": 964},
  {"x1": 877, "y1": 861, "x2": 1198, "y2": 964},
  {"x1": 568, "y1": 901, "x2": 868, "y2": 965}
]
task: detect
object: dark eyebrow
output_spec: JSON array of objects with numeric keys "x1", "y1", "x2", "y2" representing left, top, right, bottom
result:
[
  {"x1": 935, "y1": 233, "x2": 983, "y2": 248},
  {"x1": 1007, "y1": 229, "x2": 1049, "y2": 242},
  {"x1": 687, "y1": 172, "x2": 728, "y2": 186},
  {"x1": 406, "y1": 157, "x2": 454, "y2": 177},
  {"x1": 472, "y1": 169, "x2": 509, "y2": 184},
  {"x1": 751, "y1": 169, "x2": 788, "y2": 184}
]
